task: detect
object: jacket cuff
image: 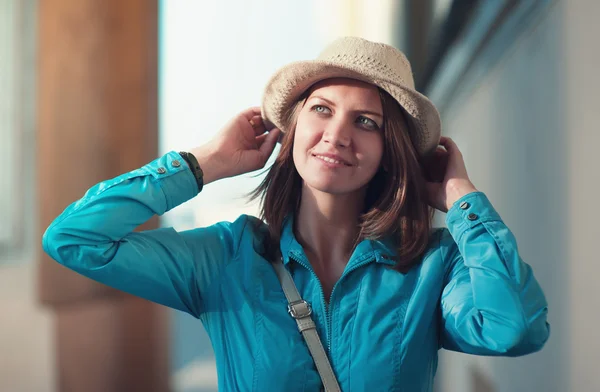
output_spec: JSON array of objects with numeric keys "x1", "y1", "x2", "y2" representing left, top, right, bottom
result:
[
  {"x1": 445, "y1": 192, "x2": 502, "y2": 241},
  {"x1": 142, "y1": 151, "x2": 199, "y2": 211}
]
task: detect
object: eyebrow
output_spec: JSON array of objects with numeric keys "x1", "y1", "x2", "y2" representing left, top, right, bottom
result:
[{"x1": 309, "y1": 95, "x2": 383, "y2": 118}]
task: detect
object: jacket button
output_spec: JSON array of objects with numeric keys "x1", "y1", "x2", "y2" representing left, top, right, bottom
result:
[
  {"x1": 460, "y1": 201, "x2": 470, "y2": 210},
  {"x1": 467, "y1": 213, "x2": 478, "y2": 221},
  {"x1": 172, "y1": 159, "x2": 181, "y2": 168},
  {"x1": 157, "y1": 167, "x2": 166, "y2": 174}
]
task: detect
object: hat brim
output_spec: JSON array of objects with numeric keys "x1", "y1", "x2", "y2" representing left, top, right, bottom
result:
[{"x1": 261, "y1": 60, "x2": 441, "y2": 157}]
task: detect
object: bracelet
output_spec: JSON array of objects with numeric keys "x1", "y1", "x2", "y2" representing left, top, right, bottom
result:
[{"x1": 179, "y1": 151, "x2": 204, "y2": 192}]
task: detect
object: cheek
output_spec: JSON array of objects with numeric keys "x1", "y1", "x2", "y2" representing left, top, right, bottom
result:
[
  {"x1": 292, "y1": 139, "x2": 302, "y2": 167},
  {"x1": 293, "y1": 121, "x2": 322, "y2": 155},
  {"x1": 291, "y1": 126, "x2": 312, "y2": 167},
  {"x1": 358, "y1": 134, "x2": 384, "y2": 167}
]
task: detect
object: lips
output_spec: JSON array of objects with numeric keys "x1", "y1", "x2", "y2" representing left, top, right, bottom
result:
[{"x1": 312, "y1": 153, "x2": 352, "y2": 166}]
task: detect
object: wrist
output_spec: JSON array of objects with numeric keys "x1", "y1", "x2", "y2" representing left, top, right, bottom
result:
[
  {"x1": 446, "y1": 180, "x2": 478, "y2": 209},
  {"x1": 188, "y1": 145, "x2": 226, "y2": 185}
]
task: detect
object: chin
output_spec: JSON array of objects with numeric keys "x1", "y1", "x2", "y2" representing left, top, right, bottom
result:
[{"x1": 304, "y1": 177, "x2": 366, "y2": 196}]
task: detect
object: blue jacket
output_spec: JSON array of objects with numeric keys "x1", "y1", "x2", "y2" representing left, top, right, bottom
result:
[{"x1": 42, "y1": 151, "x2": 550, "y2": 391}]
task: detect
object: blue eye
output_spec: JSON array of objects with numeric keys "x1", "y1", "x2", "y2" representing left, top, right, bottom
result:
[
  {"x1": 357, "y1": 116, "x2": 379, "y2": 130},
  {"x1": 312, "y1": 105, "x2": 331, "y2": 114}
]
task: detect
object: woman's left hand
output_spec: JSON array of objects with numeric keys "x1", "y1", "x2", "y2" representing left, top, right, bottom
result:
[{"x1": 422, "y1": 136, "x2": 478, "y2": 213}]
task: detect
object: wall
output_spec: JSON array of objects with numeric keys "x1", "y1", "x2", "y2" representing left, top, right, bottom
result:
[
  {"x1": 435, "y1": 1, "x2": 599, "y2": 391},
  {"x1": 564, "y1": 0, "x2": 600, "y2": 390}
]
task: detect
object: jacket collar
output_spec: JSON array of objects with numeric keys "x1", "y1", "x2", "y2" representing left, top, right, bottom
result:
[{"x1": 279, "y1": 215, "x2": 397, "y2": 267}]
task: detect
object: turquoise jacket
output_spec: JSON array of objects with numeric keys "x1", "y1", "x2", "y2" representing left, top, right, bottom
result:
[{"x1": 43, "y1": 151, "x2": 550, "y2": 391}]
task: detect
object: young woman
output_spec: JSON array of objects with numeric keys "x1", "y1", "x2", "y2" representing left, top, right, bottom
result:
[{"x1": 43, "y1": 37, "x2": 549, "y2": 391}]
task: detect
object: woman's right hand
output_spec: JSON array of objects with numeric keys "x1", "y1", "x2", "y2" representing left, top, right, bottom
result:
[{"x1": 189, "y1": 107, "x2": 281, "y2": 185}]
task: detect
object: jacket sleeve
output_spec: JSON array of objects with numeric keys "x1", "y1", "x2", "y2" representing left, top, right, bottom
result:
[
  {"x1": 439, "y1": 191, "x2": 550, "y2": 356},
  {"x1": 42, "y1": 151, "x2": 246, "y2": 319}
]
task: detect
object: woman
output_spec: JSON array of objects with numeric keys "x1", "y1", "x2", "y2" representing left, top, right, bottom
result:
[{"x1": 43, "y1": 37, "x2": 550, "y2": 391}]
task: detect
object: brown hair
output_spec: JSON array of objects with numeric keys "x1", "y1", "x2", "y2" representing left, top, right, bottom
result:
[{"x1": 249, "y1": 87, "x2": 434, "y2": 272}]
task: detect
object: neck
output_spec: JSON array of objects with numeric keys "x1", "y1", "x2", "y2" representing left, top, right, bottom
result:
[{"x1": 294, "y1": 185, "x2": 365, "y2": 267}]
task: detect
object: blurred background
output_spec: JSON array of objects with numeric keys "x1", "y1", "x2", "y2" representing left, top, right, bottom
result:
[{"x1": 0, "y1": 0, "x2": 598, "y2": 391}]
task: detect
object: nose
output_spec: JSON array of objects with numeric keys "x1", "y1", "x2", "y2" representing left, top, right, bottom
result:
[{"x1": 322, "y1": 118, "x2": 351, "y2": 148}]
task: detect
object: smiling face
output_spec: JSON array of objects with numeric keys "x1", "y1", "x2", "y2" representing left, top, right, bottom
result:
[{"x1": 292, "y1": 78, "x2": 385, "y2": 197}]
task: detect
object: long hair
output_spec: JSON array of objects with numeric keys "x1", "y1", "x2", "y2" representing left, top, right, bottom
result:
[{"x1": 249, "y1": 87, "x2": 434, "y2": 272}]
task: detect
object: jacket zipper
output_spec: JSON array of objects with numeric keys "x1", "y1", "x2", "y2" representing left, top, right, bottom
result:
[
  {"x1": 288, "y1": 254, "x2": 331, "y2": 349},
  {"x1": 326, "y1": 256, "x2": 373, "y2": 352},
  {"x1": 288, "y1": 253, "x2": 375, "y2": 353}
]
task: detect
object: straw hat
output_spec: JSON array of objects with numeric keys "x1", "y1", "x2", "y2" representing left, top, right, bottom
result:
[{"x1": 261, "y1": 36, "x2": 441, "y2": 157}]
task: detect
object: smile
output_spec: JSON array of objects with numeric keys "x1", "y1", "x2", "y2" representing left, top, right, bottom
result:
[{"x1": 313, "y1": 154, "x2": 352, "y2": 166}]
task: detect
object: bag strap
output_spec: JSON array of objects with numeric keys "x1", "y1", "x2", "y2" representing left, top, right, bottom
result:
[{"x1": 272, "y1": 257, "x2": 341, "y2": 392}]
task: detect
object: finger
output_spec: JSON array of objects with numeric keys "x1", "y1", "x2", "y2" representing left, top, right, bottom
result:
[
  {"x1": 258, "y1": 129, "x2": 280, "y2": 158},
  {"x1": 438, "y1": 136, "x2": 461, "y2": 155},
  {"x1": 432, "y1": 145, "x2": 448, "y2": 157},
  {"x1": 249, "y1": 115, "x2": 266, "y2": 135},
  {"x1": 423, "y1": 146, "x2": 447, "y2": 165},
  {"x1": 240, "y1": 107, "x2": 262, "y2": 120},
  {"x1": 438, "y1": 136, "x2": 455, "y2": 149},
  {"x1": 255, "y1": 132, "x2": 269, "y2": 147}
]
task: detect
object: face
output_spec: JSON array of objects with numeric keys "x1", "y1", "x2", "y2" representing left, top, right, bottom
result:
[{"x1": 292, "y1": 78, "x2": 384, "y2": 196}]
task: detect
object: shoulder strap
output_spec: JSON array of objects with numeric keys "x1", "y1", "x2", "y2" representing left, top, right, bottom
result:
[{"x1": 272, "y1": 258, "x2": 342, "y2": 392}]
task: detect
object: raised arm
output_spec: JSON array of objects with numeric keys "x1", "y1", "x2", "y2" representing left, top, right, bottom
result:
[
  {"x1": 422, "y1": 136, "x2": 550, "y2": 355},
  {"x1": 42, "y1": 107, "x2": 280, "y2": 318},
  {"x1": 439, "y1": 192, "x2": 550, "y2": 355}
]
